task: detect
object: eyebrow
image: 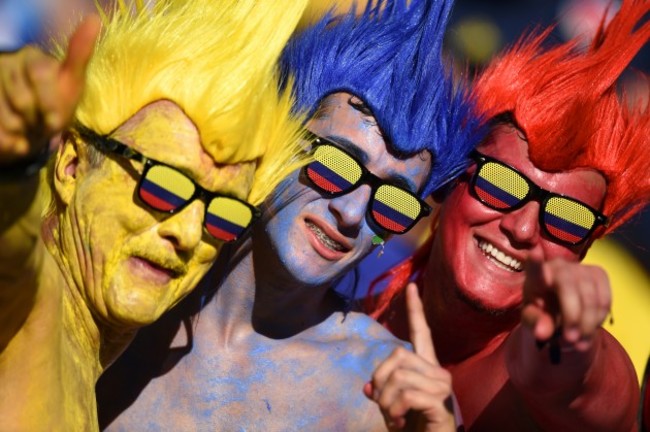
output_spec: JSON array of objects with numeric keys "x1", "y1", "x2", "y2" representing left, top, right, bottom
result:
[{"x1": 315, "y1": 132, "x2": 419, "y2": 193}]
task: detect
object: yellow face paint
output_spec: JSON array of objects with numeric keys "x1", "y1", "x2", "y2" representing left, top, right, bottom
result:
[{"x1": 60, "y1": 100, "x2": 253, "y2": 328}]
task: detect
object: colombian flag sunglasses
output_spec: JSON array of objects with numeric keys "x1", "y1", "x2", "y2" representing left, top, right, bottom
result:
[
  {"x1": 303, "y1": 135, "x2": 431, "y2": 235},
  {"x1": 469, "y1": 150, "x2": 609, "y2": 246},
  {"x1": 75, "y1": 126, "x2": 260, "y2": 243}
]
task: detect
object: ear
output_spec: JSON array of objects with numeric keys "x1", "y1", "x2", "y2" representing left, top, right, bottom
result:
[{"x1": 53, "y1": 132, "x2": 81, "y2": 206}]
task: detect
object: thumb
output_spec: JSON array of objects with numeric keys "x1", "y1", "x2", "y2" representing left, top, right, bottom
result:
[{"x1": 57, "y1": 15, "x2": 101, "y2": 123}]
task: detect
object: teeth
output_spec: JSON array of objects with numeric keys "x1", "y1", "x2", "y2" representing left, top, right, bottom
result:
[
  {"x1": 478, "y1": 240, "x2": 523, "y2": 272},
  {"x1": 306, "y1": 222, "x2": 346, "y2": 252}
]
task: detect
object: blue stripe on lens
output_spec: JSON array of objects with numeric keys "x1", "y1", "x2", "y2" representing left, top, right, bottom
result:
[
  {"x1": 308, "y1": 161, "x2": 354, "y2": 192},
  {"x1": 372, "y1": 199, "x2": 416, "y2": 228},
  {"x1": 544, "y1": 212, "x2": 590, "y2": 238},
  {"x1": 206, "y1": 212, "x2": 245, "y2": 236},
  {"x1": 475, "y1": 176, "x2": 522, "y2": 207},
  {"x1": 141, "y1": 178, "x2": 186, "y2": 209}
]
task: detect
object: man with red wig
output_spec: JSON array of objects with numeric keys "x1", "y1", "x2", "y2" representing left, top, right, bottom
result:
[{"x1": 367, "y1": 0, "x2": 650, "y2": 430}]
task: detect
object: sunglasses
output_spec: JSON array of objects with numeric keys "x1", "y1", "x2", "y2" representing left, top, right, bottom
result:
[
  {"x1": 303, "y1": 135, "x2": 431, "y2": 235},
  {"x1": 75, "y1": 126, "x2": 260, "y2": 243},
  {"x1": 469, "y1": 151, "x2": 609, "y2": 246}
]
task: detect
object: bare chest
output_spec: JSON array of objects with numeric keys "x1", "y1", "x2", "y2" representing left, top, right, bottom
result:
[{"x1": 111, "y1": 338, "x2": 385, "y2": 431}]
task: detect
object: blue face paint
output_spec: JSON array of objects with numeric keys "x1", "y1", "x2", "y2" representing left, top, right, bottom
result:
[{"x1": 261, "y1": 93, "x2": 431, "y2": 288}]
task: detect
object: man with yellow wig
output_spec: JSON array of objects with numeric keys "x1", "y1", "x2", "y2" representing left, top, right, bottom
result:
[{"x1": 0, "y1": 0, "x2": 308, "y2": 429}]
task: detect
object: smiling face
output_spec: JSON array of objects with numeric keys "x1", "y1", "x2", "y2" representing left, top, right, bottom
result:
[
  {"x1": 56, "y1": 100, "x2": 255, "y2": 328},
  {"x1": 261, "y1": 92, "x2": 431, "y2": 286},
  {"x1": 431, "y1": 122, "x2": 607, "y2": 313}
]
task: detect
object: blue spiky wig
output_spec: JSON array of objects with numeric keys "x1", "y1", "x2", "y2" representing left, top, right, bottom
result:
[{"x1": 280, "y1": 0, "x2": 482, "y2": 197}]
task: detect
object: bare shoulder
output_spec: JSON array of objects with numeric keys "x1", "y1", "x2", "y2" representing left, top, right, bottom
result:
[{"x1": 306, "y1": 311, "x2": 410, "y2": 371}]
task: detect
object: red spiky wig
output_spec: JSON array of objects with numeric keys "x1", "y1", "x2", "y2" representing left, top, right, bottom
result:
[
  {"x1": 473, "y1": 0, "x2": 650, "y2": 234},
  {"x1": 366, "y1": 0, "x2": 650, "y2": 320}
]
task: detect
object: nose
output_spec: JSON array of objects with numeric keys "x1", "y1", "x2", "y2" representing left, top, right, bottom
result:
[
  {"x1": 157, "y1": 200, "x2": 205, "y2": 251},
  {"x1": 328, "y1": 184, "x2": 372, "y2": 235},
  {"x1": 499, "y1": 201, "x2": 541, "y2": 247}
]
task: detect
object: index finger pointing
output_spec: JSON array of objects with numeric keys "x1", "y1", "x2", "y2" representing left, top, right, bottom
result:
[{"x1": 406, "y1": 282, "x2": 438, "y2": 366}]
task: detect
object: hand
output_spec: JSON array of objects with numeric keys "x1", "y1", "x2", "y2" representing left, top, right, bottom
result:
[
  {"x1": 0, "y1": 15, "x2": 100, "y2": 163},
  {"x1": 364, "y1": 283, "x2": 456, "y2": 432},
  {"x1": 521, "y1": 258, "x2": 611, "y2": 352}
]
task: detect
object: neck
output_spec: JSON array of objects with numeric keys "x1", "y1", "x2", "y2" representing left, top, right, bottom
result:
[
  {"x1": 206, "y1": 239, "x2": 345, "y2": 343},
  {"x1": 44, "y1": 218, "x2": 103, "y2": 376},
  {"x1": 13, "y1": 217, "x2": 102, "y2": 430}
]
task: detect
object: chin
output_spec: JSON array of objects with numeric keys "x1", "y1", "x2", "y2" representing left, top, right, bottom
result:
[
  {"x1": 104, "y1": 296, "x2": 167, "y2": 329},
  {"x1": 453, "y1": 282, "x2": 521, "y2": 317}
]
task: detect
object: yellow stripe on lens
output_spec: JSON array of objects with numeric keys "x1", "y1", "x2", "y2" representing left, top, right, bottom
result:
[
  {"x1": 480, "y1": 162, "x2": 529, "y2": 200},
  {"x1": 314, "y1": 145, "x2": 363, "y2": 185},
  {"x1": 146, "y1": 165, "x2": 195, "y2": 200},
  {"x1": 546, "y1": 197, "x2": 596, "y2": 229},
  {"x1": 375, "y1": 185, "x2": 421, "y2": 219},
  {"x1": 207, "y1": 197, "x2": 253, "y2": 228}
]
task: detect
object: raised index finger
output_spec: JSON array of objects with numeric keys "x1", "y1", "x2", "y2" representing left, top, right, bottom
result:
[{"x1": 406, "y1": 282, "x2": 438, "y2": 366}]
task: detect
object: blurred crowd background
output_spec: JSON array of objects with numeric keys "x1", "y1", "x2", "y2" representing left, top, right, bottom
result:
[{"x1": 1, "y1": 0, "x2": 648, "y2": 377}]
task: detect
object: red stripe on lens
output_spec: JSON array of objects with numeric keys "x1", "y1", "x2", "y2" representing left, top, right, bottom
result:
[
  {"x1": 476, "y1": 187, "x2": 512, "y2": 209},
  {"x1": 546, "y1": 225, "x2": 582, "y2": 244},
  {"x1": 140, "y1": 189, "x2": 177, "y2": 212},
  {"x1": 206, "y1": 223, "x2": 237, "y2": 242},
  {"x1": 372, "y1": 210, "x2": 407, "y2": 233},
  {"x1": 307, "y1": 167, "x2": 344, "y2": 193}
]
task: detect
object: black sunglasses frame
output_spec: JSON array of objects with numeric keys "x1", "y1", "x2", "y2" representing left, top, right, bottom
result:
[
  {"x1": 75, "y1": 125, "x2": 261, "y2": 242},
  {"x1": 304, "y1": 135, "x2": 432, "y2": 235},
  {"x1": 469, "y1": 150, "x2": 609, "y2": 246}
]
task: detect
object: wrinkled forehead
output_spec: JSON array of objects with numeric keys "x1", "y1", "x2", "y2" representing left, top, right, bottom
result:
[
  {"x1": 110, "y1": 100, "x2": 202, "y2": 160},
  {"x1": 108, "y1": 100, "x2": 255, "y2": 200}
]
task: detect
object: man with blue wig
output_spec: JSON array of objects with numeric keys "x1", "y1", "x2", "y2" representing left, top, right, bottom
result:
[{"x1": 97, "y1": 1, "x2": 481, "y2": 430}]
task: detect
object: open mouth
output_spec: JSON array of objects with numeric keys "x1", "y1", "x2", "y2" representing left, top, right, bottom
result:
[
  {"x1": 477, "y1": 239, "x2": 523, "y2": 272},
  {"x1": 306, "y1": 220, "x2": 350, "y2": 253}
]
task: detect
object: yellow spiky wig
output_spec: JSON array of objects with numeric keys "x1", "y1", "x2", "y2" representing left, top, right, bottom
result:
[{"x1": 60, "y1": 0, "x2": 309, "y2": 205}]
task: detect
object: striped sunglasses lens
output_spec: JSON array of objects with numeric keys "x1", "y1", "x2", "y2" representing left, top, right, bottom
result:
[
  {"x1": 205, "y1": 197, "x2": 255, "y2": 242},
  {"x1": 306, "y1": 144, "x2": 363, "y2": 195},
  {"x1": 474, "y1": 161, "x2": 528, "y2": 209},
  {"x1": 543, "y1": 196, "x2": 596, "y2": 245},
  {"x1": 139, "y1": 164, "x2": 195, "y2": 212},
  {"x1": 371, "y1": 185, "x2": 424, "y2": 234}
]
